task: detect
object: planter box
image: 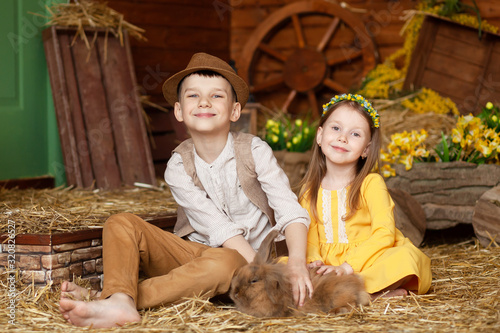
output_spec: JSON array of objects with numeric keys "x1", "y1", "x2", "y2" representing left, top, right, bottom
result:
[
  {"x1": 0, "y1": 215, "x2": 176, "y2": 289},
  {"x1": 386, "y1": 162, "x2": 500, "y2": 230}
]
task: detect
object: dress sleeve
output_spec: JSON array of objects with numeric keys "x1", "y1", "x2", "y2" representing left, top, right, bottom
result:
[
  {"x1": 344, "y1": 174, "x2": 396, "y2": 272},
  {"x1": 164, "y1": 153, "x2": 245, "y2": 247},
  {"x1": 251, "y1": 137, "x2": 310, "y2": 234},
  {"x1": 302, "y1": 193, "x2": 323, "y2": 263}
]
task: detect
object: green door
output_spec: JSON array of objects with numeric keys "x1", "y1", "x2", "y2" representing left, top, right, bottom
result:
[{"x1": 0, "y1": 0, "x2": 64, "y2": 185}]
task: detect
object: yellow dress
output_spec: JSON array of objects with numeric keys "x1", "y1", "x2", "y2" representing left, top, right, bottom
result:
[{"x1": 302, "y1": 173, "x2": 432, "y2": 294}]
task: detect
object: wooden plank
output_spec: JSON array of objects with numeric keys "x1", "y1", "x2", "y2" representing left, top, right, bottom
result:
[
  {"x1": 96, "y1": 32, "x2": 156, "y2": 186},
  {"x1": 425, "y1": 51, "x2": 483, "y2": 84},
  {"x1": 420, "y1": 70, "x2": 477, "y2": 101},
  {"x1": 433, "y1": 33, "x2": 489, "y2": 66},
  {"x1": 0, "y1": 176, "x2": 55, "y2": 190},
  {"x1": 403, "y1": 16, "x2": 439, "y2": 90},
  {"x1": 70, "y1": 30, "x2": 122, "y2": 189},
  {"x1": 43, "y1": 27, "x2": 84, "y2": 187},
  {"x1": 59, "y1": 32, "x2": 95, "y2": 187}
]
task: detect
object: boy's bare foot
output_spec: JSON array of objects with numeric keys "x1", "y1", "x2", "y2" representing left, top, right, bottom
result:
[
  {"x1": 59, "y1": 292, "x2": 140, "y2": 328},
  {"x1": 60, "y1": 281, "x2": 101, "y2": 300},
  {"x1": 371, "y1": 288, "x2": 408, "y2": 300}
]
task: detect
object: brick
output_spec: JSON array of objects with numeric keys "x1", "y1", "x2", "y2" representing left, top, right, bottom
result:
[
  {"x1": 48, "y1": 267, "x2": 70, "y2": 283},
  {"x1": 17, "y1": 255, "x2": 41, "y2": 270},
  {"x1": 53, "y1": 241, "x2": 92, "y2": 252},
  {"x1": 20, "y1": 270, "x2": 46, "y2": 284},
  {"x1": 83, "y1": 260, "x2": 96, "y2": 275},
  {"x1": 70, "y1": 262, "x2": 83, "y2": 277},
  {"x1": 91, "y1": 239, "x2": 102, "y2": 246},
  {"x1": 71, "y1": 246, "x2": 102, "y2": 262},
  {"x1": 41, "y1": 252, "x2": 71, "y2": 269},
  {"x1": 2, "y1": 244, "x2": 52, "y2": 254},
  {"x1": 96, "y1": 258, "x2": 103, "y2": 273}
]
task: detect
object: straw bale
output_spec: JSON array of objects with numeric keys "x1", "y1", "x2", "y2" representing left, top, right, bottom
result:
[
  {"x1": 373, "y1": 100, "x2": 457, "y2": 149},
  {"x1": 0, "y1": 184, "x2": 177, "y2": 234},
  {"x1": 1, "y1": 239, "x2": 498, "y2": 332}
]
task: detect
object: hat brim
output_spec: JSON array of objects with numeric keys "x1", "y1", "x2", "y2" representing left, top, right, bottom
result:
[{"x1": 162, "y1": 66, "x2": 249, "y2": 109}]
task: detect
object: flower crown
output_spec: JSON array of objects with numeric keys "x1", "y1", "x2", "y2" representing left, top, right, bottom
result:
[{"x1": 322, "y1": 93, "x2": 380, "y2": 128}]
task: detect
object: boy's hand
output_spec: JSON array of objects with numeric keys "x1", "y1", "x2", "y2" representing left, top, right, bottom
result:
[{"x1": 287, "y1": 257, "x2": 313, "y2": 307}]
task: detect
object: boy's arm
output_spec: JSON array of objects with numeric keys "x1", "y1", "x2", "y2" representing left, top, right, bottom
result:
[
  {"x1": 284, "y1": 222, "x2": 313, "y2": 307},
  {"x1": 222, "y1": 235, "x2": 256, "y2": 263}
]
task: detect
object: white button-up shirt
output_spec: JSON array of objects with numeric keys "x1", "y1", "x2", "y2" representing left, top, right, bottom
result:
[{"x1": 165, "y1": 134, "x2": 310, "y2": 250}]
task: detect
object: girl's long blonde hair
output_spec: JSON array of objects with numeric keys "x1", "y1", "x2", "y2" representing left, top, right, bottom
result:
[{"x1": 298, "y1": 100, "x2": 381, "y2": 222}]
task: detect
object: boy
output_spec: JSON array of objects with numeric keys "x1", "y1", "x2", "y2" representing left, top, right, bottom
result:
[{"x1": 59, "y1": 53, "x2": 312, "y2": 328}]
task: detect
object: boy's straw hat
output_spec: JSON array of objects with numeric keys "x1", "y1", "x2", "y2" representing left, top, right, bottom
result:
[{"x1": 162, "y1": 52, "x2": 249, "y2": 108}]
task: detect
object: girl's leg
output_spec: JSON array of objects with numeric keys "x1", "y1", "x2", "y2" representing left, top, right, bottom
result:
[{"x1": 371, "y1": 275, "x2": 415, "y2": 299}]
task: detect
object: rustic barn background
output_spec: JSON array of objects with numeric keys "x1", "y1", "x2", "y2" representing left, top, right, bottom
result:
[{"x1": 94, "y1": 0, "x2": 500, "y2": 176}]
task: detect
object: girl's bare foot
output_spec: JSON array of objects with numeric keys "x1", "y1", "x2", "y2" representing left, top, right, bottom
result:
[
  {"x1": 59, "y1": 292, "x2": 140, "y2": 328},
  {"x1": 371, "y1": 288, "x2": 408, "y2": 300},
  {"x1": 60, "y1": 281, "x2": 101, "y2": 300}
]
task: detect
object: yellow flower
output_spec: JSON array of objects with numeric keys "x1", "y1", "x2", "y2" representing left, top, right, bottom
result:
[
  {"x1": 295, "y1": 119, "x2": 303, "y2": 127},
  {"x1": 271, "y1": 135, "x2": 279, "y2": 143},
  {"x1": 486, "y1": 102, "x2": 494, "y2": 110}
]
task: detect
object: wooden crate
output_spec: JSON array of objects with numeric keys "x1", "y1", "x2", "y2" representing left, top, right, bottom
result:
[
  {"x1": 404, "y1": 15, "x2": 500, "y2": 115},
  {"x1": 43, "y1": 26, "x2": 156, "y2": 189}
]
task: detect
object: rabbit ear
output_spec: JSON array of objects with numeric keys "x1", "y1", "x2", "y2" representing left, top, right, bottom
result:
[
  {"x1": 264, "y1": 268, "x2": 286, "y2": 305},
  {"x1": 254, "y1": 230, "x2": 279, "y2": 264}
]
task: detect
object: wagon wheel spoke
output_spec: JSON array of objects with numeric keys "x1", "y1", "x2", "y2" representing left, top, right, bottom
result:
[
  {"x1": 251, "y1": 76, "x2": 285, "y2": 93},
  {"x1": 327, "y1": 49, "x2": 363, "y2": 66},
  {"x1": 307, "y1": 90, "x2": 320, "y2": 118},
  {"x1": 317, "y1": 17, "x2": 340, "y2": 52},
  {"x1": 282, "y1": 90, "x2": 297, "y2": 112},
  {"x1": 258, "y1": 43, "x2": 288, "y2": 62},
  {"x1": 323, "y1": 78, "x2": 348, "y2": 93},
  {"x1": 292, "y1": 14, "x2": 306, "y2": 48}
]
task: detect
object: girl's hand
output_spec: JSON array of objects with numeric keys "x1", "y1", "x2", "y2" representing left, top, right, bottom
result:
[
  {"x1": 314, "y1": 262, "x2": 354, "y2": 276},
  {"x1": 287, "y1": 257, "x2": 313, "y2": 307},
  {"x1": 307, "y1": 260, "x2": 323, "y2": 269}
]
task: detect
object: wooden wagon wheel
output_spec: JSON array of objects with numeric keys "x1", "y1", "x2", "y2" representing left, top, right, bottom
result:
[{"x1": 238, "y1": 0, "x2": 377, "y2": 117}]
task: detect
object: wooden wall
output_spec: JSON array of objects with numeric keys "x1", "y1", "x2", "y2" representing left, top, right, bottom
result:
[
  {"x1": 102, "y1": 0, "x2": 231, "y2": 176},
  {"x1": 95, "y1": 0, "x2": 500, "y2": 176}
]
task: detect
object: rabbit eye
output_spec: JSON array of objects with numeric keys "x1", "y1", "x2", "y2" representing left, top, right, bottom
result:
[{"x1": 250, "y1": 278, "x2": 259, "y2": 284}]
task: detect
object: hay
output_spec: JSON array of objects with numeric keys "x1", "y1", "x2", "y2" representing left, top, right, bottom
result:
[
  {"x1": 0, "y1": 183, "x2": 177, "y2": 234},
  {"x1": 1, "y1": 239, "x2": 498, "y2": 332},
  {"x1": 373, "y1": 99, "x2": 457, "y2": 149},
  {"x1": 31, "y1": 0, "x2": 146, "y2": 62}
]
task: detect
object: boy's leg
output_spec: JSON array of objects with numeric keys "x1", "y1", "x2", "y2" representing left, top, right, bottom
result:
[
  {"x1": 100, "y1": 213, "x2": 206, "y2": 303},
  {"x1": 100, "y1": 212, "x2": 247, "y2": 309},
  {"x1": 136, "y1": 246, "x2": 247, "y2": 309}
]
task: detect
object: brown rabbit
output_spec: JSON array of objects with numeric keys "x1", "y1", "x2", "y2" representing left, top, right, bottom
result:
[{"x1": 229, "y1": 231, "x2": 370, "y2": 317}]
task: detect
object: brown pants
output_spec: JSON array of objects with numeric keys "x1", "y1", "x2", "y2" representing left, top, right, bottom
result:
[{"x1": 99, "y1": 213, "x2": 247, "y2": 309}]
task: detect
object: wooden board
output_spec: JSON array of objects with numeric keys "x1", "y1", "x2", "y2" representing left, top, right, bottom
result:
[
  {"x1": 43, "y1": 26, "x2": 156, "y2": 189},
  {"x1": 404, "y1": 15, "x2": 500, "y2": 115}
]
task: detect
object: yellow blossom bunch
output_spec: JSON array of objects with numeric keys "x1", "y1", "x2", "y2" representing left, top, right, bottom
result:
[
  {"x1": 444, "y1": 114, "x2": 500, "y2": 163},
  {"x1": 381, "y1": 129, "x2": 430, "y2": 177},
  {"x1": 449, "y1": 13, "x2": 499, "y2": 34},
  {"x1": 263, "y1": 112, "x2": 316, "y2": 153},
  {"x1": 402, "y1": 88, "x2": 459, "y2": 115},
  {"x1": 357, "y1": 62, "x2": 403, "y2": 99}
]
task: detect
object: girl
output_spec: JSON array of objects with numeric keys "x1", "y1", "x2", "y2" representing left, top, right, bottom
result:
[{"x1": 299, "y1": 94, "x2": 431, "y2": 298}]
